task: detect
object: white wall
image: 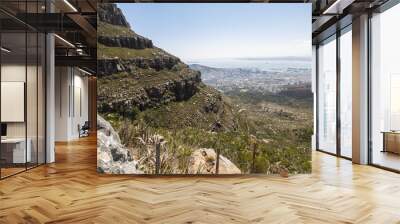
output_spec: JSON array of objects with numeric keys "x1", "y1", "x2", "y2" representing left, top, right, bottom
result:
[
  {"x1": 72, "y1": 73, "x2": 89, "y2": 138},
  {"x1": 1, "y1": 82, "x2": 25, "y2": 122},
  {"x1": 1, "y1": 64, "x2": 26, "y2": 139},
  {"x1": 55, "y1": 66, "x2": 89, "y2": 141},
  {"x1": 1, "y1": 64, "x2": 42, "y2": 137},
  {"x1": 55, "y1": 66, "x2": 70, "y2": 141},
  {"x1": 1, "y1": 62, "x2": 46, "y2": 164}
]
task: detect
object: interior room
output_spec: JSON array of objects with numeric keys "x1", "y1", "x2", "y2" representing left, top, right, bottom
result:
[
  {"x1": 52, "y1": 2, "x2": 97, "y2": 142},
  {"x1": 54, "y1": 66, "x2": 91, "y2": 141},
  {"x1": 0, "y1": 0, "x2": 400, "y2": 223},
  {"x1": 0, "y1": 3, "x2": 46, "y2": 178},
  {"x1": 370, "y1": 3, "x2": 400, "y2": 171},
  {"x1": 314, "y1": 0, "x2": 400, "y2": 171},
  {"x1": 0, "y1": 0, "x2": 97, "y2": 179}
]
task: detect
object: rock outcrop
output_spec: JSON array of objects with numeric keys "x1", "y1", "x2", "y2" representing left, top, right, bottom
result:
[
  {"x1": 98, "y1": 68, "x2": 201, "y2": 113},
  {"x1": 97, "y1": 56, "x2": 180, "y2": 76},
  {"x1": 97, "y1": 3, "x2": 153, "y2": 50},
  {"x1": 97, "y1": 4, "x2": 187, "y2": 69},
  {"x1": 98, "y1": 35, "x2": 153, "y2": 49},
  {"x1": 189, "y1": 148, "x2": 241, "y2": 174},
  {"x1": 97, "y1": 114, "x2": 142, "y2": 174},
  {"x1": 97, "y1": 4, "x2": 205, "y2": 115},
  {"x1": 98, "y1": 3, "x2": 130, "y2": 27}
]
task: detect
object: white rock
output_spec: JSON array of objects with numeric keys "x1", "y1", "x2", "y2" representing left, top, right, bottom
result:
[{"x1": 97, "y1": 114, "x2": 143, "y2": 174}]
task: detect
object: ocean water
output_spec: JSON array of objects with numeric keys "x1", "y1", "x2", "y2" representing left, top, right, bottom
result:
[{"x1": 186, "y1": 58, "x2": 311, "y2": 72}]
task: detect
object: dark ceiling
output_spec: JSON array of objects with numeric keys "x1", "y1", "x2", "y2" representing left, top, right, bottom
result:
[
  {"x1": 311, "y1": 0, "x2": 390, "y2": 43},
  {"x1": 0, "y1": 0, "x2": 97, "y2": 74}
]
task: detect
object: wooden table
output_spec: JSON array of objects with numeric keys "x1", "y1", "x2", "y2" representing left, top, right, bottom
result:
[{"x1": 382, "y1": 131, "x2": 400, "y2": 154}]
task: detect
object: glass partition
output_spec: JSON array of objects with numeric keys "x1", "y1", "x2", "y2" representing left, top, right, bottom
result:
[
  {"x1": 0, "y1": 1, "x2": 46, "y2": 179},
  {"x1": 0, "y1": 31, "x2": 28, "y2": 177},
  {"x1": 371, "y1": 4, "x2": 400, "y2": 171},
  {"x1": 317, "y1": 36, "x2": 337, "y2": 154}
]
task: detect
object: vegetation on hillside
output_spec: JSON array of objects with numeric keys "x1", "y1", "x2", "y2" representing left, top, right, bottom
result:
[
  {"x1": 98, "y1": 21, "x2": 135, "y2": 37},
  {"x1": 98, "y1": 43, "x2": 169, "y2": 60},
  {"x1": 101, "y1": 85, "x2": 312, "y2": 174}
]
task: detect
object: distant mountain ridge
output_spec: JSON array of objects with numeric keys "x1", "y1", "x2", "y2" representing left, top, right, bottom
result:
[{"x1": 235, "y1": 56, "x2": 311, "y2": 61}]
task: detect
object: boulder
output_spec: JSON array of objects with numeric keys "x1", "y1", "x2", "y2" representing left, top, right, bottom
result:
[
  {"x1": 189, "y1": 148, "x2": 241, "y2": 174},
  {"x1": 97, "y1": 114, "x2": 142, "y2": 174}
]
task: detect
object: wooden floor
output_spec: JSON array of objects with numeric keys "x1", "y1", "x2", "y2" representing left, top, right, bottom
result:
[
  {"x1": 0, "y1": 167, "x2": 26, "y2": 178},
  {"x1": 1, "y1": 135, "x2": 400, "y2": 223}
]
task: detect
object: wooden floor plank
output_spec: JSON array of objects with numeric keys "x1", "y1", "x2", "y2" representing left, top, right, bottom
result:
[{"x1": 0, "y1": 135, "x2": 399, "y2": 223}]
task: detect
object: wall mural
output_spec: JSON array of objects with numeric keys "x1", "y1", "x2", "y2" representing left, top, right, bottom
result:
[{"x1": 97, "y1": 3, "x2": 313, "y2": 175}]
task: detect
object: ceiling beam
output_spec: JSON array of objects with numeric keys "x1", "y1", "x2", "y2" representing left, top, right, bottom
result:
[
  {"x1": 67, "y1": 13, "x2": 97, "y2": 46},
  {"x1": 322, "y1": 0, "x2": 356, "y2": 14},
  {"x1": 55, "y1": 55, "x2": 97, "y2": 73}
]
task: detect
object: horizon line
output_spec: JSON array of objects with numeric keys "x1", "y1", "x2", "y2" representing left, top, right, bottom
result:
[{"x1": 185, "y1": 56, "x2": 312, "y2": 62}]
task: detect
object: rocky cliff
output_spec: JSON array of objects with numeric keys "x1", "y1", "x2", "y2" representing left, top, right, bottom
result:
[
  {"x1": 97, "y1": 54, "x2": 180, "y2": 76},
  {"x1": 97, "y1": 4, "x2": 153, "y2": 50},
  {"x1": 97, "y1": 65, "x2": 202, "y2": 113},
  {"x1": 98, "y1": 36, "x2": 153, "y2": 49},
  {"x1": 97, "y1": 4, "x2": 178, "y2": 75},
  {"x1": 97, "y1": 3, "x2": 228, "y2": 125},
  {"x1": 97, "y1": 3, "x2": 130, "y2": 27}
]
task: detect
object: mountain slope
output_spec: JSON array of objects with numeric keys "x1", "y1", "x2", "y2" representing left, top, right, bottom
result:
[
  {"x1": 97, "y1": 4, "x2": 311, "y2": 175},
  {"x1": 97, "y1": 4, "x2": 236, "y2": 131}
]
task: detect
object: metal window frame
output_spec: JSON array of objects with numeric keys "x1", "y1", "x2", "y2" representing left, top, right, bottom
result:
[
  {"x1": 0, "y1": 0, "x2": 48, "y2": 180},
  {"x1": 315, "y1": 22, "x2": 353, "y2": 161},
  {"x1": 367, "y1": 0, "x2": 400, "y2": 173},
  {"x1": 315, "y1": 0, "x2": 400, "y2": 173}
]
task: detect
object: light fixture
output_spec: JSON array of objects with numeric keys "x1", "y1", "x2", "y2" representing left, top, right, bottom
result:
[
  {"x1": 78, "y1": 67, "x2": 92, "y2": 76},
  {"x1": 63, "y1": 0, "x2": 78, "y2": 12},
  {"x1": 1, "y1": 47, "x2": 11, "y2": 53},
  {"x1": 54, "y1": 34, "x2": 75, "y2": 48}
]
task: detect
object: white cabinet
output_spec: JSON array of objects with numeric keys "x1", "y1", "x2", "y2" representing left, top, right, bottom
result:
[{"x1": 1, "y1": 138, "x2": 32, "y2": 163}]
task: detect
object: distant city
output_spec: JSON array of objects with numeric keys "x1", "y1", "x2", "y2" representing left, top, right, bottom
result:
[{"x1": 189, "y1": 58, "x2": 311, "y2": 94}]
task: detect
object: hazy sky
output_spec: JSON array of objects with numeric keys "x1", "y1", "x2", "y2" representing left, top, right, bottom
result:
[{"x1": 118, "y1": 3, "x2": 311, "y2": 62}]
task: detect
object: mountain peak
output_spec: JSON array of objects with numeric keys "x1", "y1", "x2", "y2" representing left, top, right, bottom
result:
[{"x1": 98, "y1": 3, "x2": 130, "y2": 28}]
